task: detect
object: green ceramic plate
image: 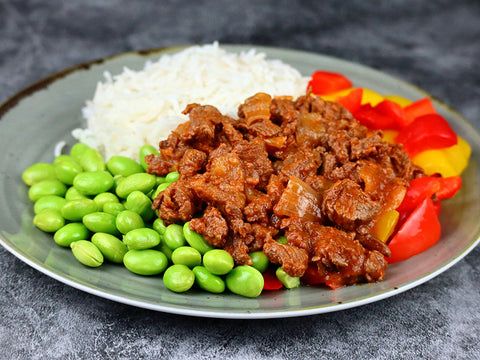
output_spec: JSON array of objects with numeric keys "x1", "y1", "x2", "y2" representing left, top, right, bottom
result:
[{"x1": 1, "y1": 45, "x2": 479, "y2": 319}]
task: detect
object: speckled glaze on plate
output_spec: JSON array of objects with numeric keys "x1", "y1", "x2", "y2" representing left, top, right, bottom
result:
[{"x1": 0, "y1": 45, "x2": 479, "y2": 319}]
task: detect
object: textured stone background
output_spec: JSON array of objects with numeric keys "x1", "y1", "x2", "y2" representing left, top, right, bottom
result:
[{"x1": 1, "y1": 0, "x2": 479, "y2": 359}]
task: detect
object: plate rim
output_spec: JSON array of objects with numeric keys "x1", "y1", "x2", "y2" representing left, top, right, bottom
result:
[{"x1": 1, "y1": 44, "x2": 480, "y2": 319}]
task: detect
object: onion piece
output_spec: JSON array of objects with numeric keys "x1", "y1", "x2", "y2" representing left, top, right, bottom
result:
[{"x1": 273, "y1": 175, "x2": 323, "y2": 222}]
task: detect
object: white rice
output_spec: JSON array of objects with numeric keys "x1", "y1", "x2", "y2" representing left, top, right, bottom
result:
[{"x1": 72, "y1": 42, "x2": 309, "y2": 160}]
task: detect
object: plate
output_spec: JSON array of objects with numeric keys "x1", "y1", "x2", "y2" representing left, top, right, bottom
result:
[{"x1": 1, "y1": 45, "x2": 479, "y2": 319}]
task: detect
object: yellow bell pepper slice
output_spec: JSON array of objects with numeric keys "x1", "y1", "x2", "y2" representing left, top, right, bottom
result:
[
  {"x1": 371, "y1": 210, "x2": 400, "y2": 243},
  {"x1": 382, "y1": 130, "x2": 399, "y2": 144},
  {"x1": 412, "y1": 136, "x2": 471, "y2": 177},
  {"x1": 383, "y1": 95, "x2": 412, "y2": 107},
  {"x1": 361, "y1": 88, "x2": 384, "y2": 106},
  {"x1": 319, "y1": 88, "x2": 354, "y2": 102}
]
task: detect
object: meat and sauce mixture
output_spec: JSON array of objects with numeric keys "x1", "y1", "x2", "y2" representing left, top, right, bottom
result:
[{"x1": 146, "y1": 92, "x2": 423, "y2": 288}]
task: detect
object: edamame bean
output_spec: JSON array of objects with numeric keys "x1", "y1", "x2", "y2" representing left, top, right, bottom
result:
[
  {"x1": 103, "y1": 202, "x2": 125, "y2": 217},
  {"x1": 249, "y1": 251, "x2": 270, "y2": 273},
  {"x1": 226, "y1": 266, "x2": 264, "y2": 298},
  {"x1": 82, "y1": 212, "x2": 119, "y2": 235},
  {"x1": 33, "y1": 209, "x2": 65, "y2": 232},
  {"x1": 115, "y1": 173, "x2": 156, "y2": 198},
  {"x1": 123, "y1": 228, "x2": 160, "y2": 250},
  {"x1": 65, "y1": 186, "x2": 89, "y2": 201},
  {"x1": 203, "y1": 249, "x2": 234, "y2": 275},
  {"x1": 276, "y1": 236, "x2": 288, "y2": 244},
  {"x1": 73, "y1": 171, "x2": 114, "y2": 195},
  {"x1": 79, "y1": 148, "x2": 105, "y2": 172},
  {"x1": 106, "y1": 156, "x2": 144, "y2": 177},
  {"x1": 54, "y1": 222, "x2": 90, "y2": 247},
  {"x1": 61, "y1": 199, "x2": 99, "y2": 221},
  {"x1": 156, "y1": 176, "x2": 166, "y2": 186},
  {"x1": 164, "y1": 223, "x2": 186, "y2": 250},
  {"x1": 93, "y1": 192, "x2": 119, "y2": 211},
  {"x1": 183, "y1": 222, "x2": 214, "y2": 255},
  {"x1": 123, "y1": 249, "x2": 168, "y2": 275},
  {"x1": 70, "y1": 240, "x2": 104, "y2": 268},
  {"x1": 275, "y1": 267, "x2": 300, "y2": 289},
  {"x1": 54, "y1": 158, "x2": 83, "y2": 185},
  {"x1": 28, "y1": 179, "x2": 67, "y2": 201},
  {"x1": 34, "y1": 195, "x2": 67, "y2": 214},
  {"x1": 163, "y1": 264, "x2": 195, "y2": 293},
  {"x1": 165, "y1": 171, "x2": 180, "y2": 183},
  {"x1": 154, "y1": 241, "x2": 173, "y2": 262},
  {"x1": 152, "y1": 218, "x2": 166, "y2": 235},
  {"x1": 125, "y1": 191, "x2": 154, "y2": 221},
  {"x1": 53, "y1": 155, "x2": 72, "y2": 165},
  {"x1": 193, "y1": 266, "x2": 225, "y2": 294},
  {"x1": 172, "y1": 246, "x2": 201, "y2": 268},
  {"x1": 115, "y1": 210, "x2": 144, "y2": 234},
  {"x1": 22, "y1": 163, "x2": 57, "y2": 186},
  {"x1": 91, "y1": 233, "x2": 127, "y2": 263},
  {"x1": 139, "y1": 144, "x2": 158, "y2": 171},
  {"x1": 70, "y1": 143, "x2": 91, "y2": 163}
]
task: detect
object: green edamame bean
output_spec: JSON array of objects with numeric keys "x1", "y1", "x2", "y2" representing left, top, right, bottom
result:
[
  {"x1": 73, "y1": 171, "x2": 114, "y2": 196},
  {"x1": 54, "y1": 158, "x2": 83, "y2": 185},
  {"x1": 276, "y1": 236, "x2": 288, "y2": 244},
  {"x1": 183, "y1": 222, "x2": 214, "y2": 255},
  {"x1": 172, "y1": 246, "x2": 202, "y2": 268},
  {"x1": 123, "y1": 249, "x2": 168, "y2": 275},
  {"x1": 153, "y1": 218, "x2": 166, "y2": 235},
  {"x1": 249, "y1": 251, "x2": 270, "y2": 273},
  {"x1": 33, "y1": 209, "x2": 65, "y2": 232},
  {"x1": 93, "y1": 192, "x2": 119, "y2": 211},
  {"x1": 54, "y1": 222, "x2": 90, "y2": 247},
  {"x1": 70, "y1": 143, "x2": 91, "y2": 163},
  {"x1": 156, "y1": 176, "x2": 167, "y2": 186},
  {"x1": 203, "y1": 249, "x2": 234, "y2": 275},
  {"x1": 123, "y1": 228, "x2": 160, "y2": 250},
  {"x1": 28, "y1": 179, "x2": 67, "y2": 201},
  {"x1": 115, "y1": 210, "x2": 145, "y2": 234},
  {"x1": 103, "y1": 202, "x2": 125, "y2": 217},
  {"x1": 107, "y1": 156, "x2": 144, "y2": 177},
  {"x1": 22, "y1": 163, "x2": 57, "y2": 186},
  {"x1": 275, "y1": 267, "x2": 300, "y2": 289},
  {"x1": 70, "y1": 240, "x2": 104, "y2": 267},
  {"x1": 53, "y1": 154, "x2": 72, "y2": 165},
  {"x1": 164, "y1": 223, "x2": 186, "y2": 250},
  {"x1": 163, "y1": 264, "x2": 195, "y2": 293},
  {"x1": 139, "y1": 144, "x2": 158, "y2": 171},
  {"x1": 151, "y1": 182, "x2": 170, "y2": 200},
  {"x1": 91, "y1": 233, "x2": 127, "y2": 263},
  {"x1": 79, "y1": 148, "x2": 105, "y2": 172},
  {"x1": 115, "y1": 173, "x2": 156, "y2": 198},
  {"x1": 226, "y1": 266, "x2": 264, "y2": 298},
  {"x1": 193, "y1": 266, "x2": 225, "y2": 294},
  {"x1": 125, "y1": 191, "x2": 154, "y2": 221},
  {"x1": 34, "y1": 195, "x2": 67, "y2": 214},
  {"x1": 82, "y1": 212, "x2": 119, "y2": 235},
  {"x1": 61, "y1": 199, "x2": 99, "y2": 221},
  {"x1": 165, "y1": 171, "x2": 180, "y2": 183},
  {"x1": 65, "y1": 186, "x2": 89, "y2": 201}
]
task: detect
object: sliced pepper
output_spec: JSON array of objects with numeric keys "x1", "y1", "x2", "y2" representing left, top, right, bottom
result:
[
  {"x1": 382, "y1": 130, "x2": 399, "y2": 144},
  {"x1": 396, "y1": 176, "x2": 441, "y2": 213},
  {"x1": 388, "y1": 198, "x2": 441, "y2": 263},
  {"x1": 262, "y1": 270, "x2": 284, "y2": 290},
  {"x1": 335, "y1": 88, "x2": 363, "y2": 114},
  {"x1": 436, "y1": 176, "x2": 462, "y2": 200},
  {"x1": 301, "y1": 264, "x2": 323, "y2": 285},
  {"x1": 355, "y1": 104, "x2": 397, "y2": 130},
  {"x1": 308, "y1": 71, "x2": 352, "y2": 95},
  {"x1": 413, "y1": 136, "x2": 471, "y2": 177},
  {"x1": 383, "y1": 95, "x2": 412, "y2": 107},
  {"x1": 371, "y1": 209, "x2": 400, "y2": 243},
  {"x1": 404, "y1": 97, "x2": 436, "y2": 124},
  {"x1": 361, "y1": 88, "x2": 384, "y2": 106},
  {"x1": 395, "y1": 113, "x2": 458, "y2": 157},
  {"x1": 374, "y1": 99, "x2": 408, "y2": 129}
]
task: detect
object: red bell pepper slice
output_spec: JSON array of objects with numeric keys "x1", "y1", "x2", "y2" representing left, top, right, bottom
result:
[
  {"x1": 301, "y1": 264, "x2": 324, "y2": 285},
  {"x1": 308, "y1": 71, "x2": 353, "y2": 95},
  {"x1": 396, "y1": 176, "x2": 441, "y2": 213},
  {"x1": 388, "y1": 197, "x2": 441, "y2": 263},
  {"x1": 436, "y1": 176, "x2": 462, "y2": 200},
  {"x1": 374, "y1": 99, "x2": 408, "y2": 129},
  {"x1": 335, "y1": 88, "x2": 363, "y2": 114},
  {"x1": 404, "y1": 97, "x2": 436, "y2": 124},
  {"x1": 354, "y1": 104, "x2": 397, "y2": 130},
  {"x1": 262, "y1": 270, "x2": 283, "y2": 290},
  {"x1": 395, "y1": 114, "x2": 458, "y2": 157}
]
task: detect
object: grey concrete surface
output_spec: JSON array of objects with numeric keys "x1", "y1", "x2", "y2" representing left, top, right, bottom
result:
[{"x1": 0, "y1": 1, "x2": 479, "y2": 359}]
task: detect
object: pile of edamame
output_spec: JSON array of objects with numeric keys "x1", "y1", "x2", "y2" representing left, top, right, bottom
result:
[{"x1": 23, "y1": 142, "x2": 301, "y2": 297}]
